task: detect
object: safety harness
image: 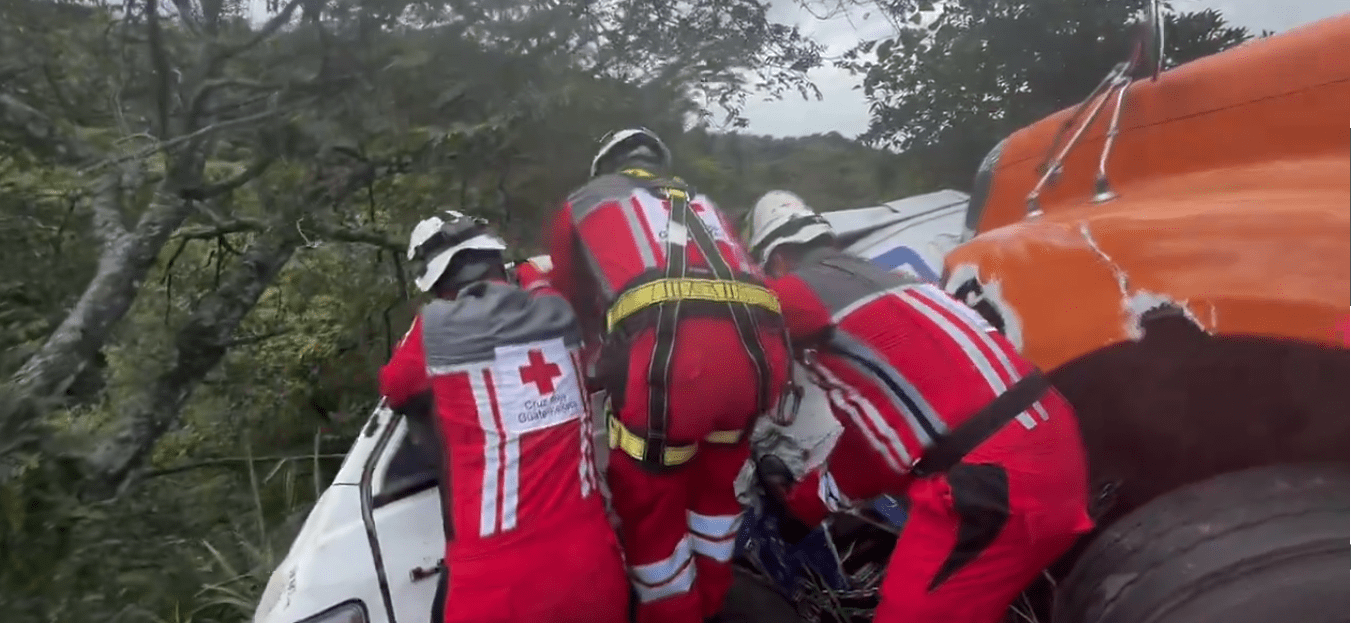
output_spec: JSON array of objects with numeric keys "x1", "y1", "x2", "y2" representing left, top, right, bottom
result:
[
  {"x1": 603, "y1": 168, "x2": 787, "y2": 470},
  {"x1": 909, "y1": 368, "x2": 1050, "y2": 478}
]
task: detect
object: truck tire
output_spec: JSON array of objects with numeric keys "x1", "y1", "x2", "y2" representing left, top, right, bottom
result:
[
  {"x1": 717, "y1": 566, "x2": 803, "y2": 623},
  {"x1": 1053, "y1": 463, "x2": 1349, "y2": 623}
]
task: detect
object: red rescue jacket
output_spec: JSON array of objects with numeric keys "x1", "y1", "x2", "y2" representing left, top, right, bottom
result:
[
  {"x1": 379, "y1": 275, "x2": 605, "y2": 558},
  {"x1": 767, "y1": 249, "x2": 1056, "y2": 523},
  {"x1": 545, "y1": 170, "x2": 765, "y2": 341}
]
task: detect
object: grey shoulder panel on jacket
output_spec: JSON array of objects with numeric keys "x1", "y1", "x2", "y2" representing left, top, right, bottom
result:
[
  {"x1": 420, "y1": 282, "x2": 581, "y2": 367},
  {"x1": 794, "y1": 250, "x2": 922, "y2": 315},
  {"x1": 567, "y1": 174, "x2": 643, "y2": 220}
]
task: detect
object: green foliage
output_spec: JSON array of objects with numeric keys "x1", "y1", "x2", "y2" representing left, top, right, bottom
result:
[
  {"x1": 0, "y1": 166, "x2": 96, "y2": 379},
  {"x1": 846, "y1": 0, "x2": 1252, "y2": 188},
  {"x1": 0, "y1": 0, "x2": 835, "y2": 619},
  {"x1": 674, "y1": 130, "x2": 923, "y2": 219}
]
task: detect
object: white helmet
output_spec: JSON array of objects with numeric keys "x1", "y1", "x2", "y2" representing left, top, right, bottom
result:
[
  {"x1": 590, "y1": 127, "x2": 672, "y2": 178},
  {"x1": 407, "y1": 210, "x2": 507, "y2": 292},
  {"x1": 746, "y1": 190, "x2": 834, "y2": 264}
]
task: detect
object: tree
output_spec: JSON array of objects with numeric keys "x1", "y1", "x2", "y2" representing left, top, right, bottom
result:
[
  {"x1": 676, "y1": 130, "x2": 923, "y2": 218},
  {"x1": 0, "y1": 0, "x2": 826, "y2": 502},
  {"x1": 843, "y1": 0, "x2": 1251, "y2": 188},
  {"x1": 0, "y1": 1, "x2": 833, "y2": 618}
]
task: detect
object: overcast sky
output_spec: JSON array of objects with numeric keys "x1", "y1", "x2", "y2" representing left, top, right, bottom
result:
[
  {"x1": 241, "y1": 0, "x2": 1345, "y2": 137},
  {"x1": 743, "y1": 0, "x2": 1349, "y2": 137}
]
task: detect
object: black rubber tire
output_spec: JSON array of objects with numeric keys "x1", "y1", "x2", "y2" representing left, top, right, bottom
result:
[
  {"x1": 717, "y1": 565, "x2": 804, "y2": 623},
  {"x1": 1053, "y1": 463, "x2": 1349, "y2": 623}
]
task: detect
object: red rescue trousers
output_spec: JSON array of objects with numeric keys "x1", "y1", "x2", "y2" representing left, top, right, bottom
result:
[
  {"x1": 874, "y1": 392, "x2": 1093, "y2": 623},
  {"x1": 606, "y1": 318, "x2": 788, "y2": 623},
  {"x1": 442, "y1": 507, "x2": 630, "y2": 623}
]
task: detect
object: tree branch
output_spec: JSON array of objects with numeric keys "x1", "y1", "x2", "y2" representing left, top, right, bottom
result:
[
  {"x1": 7, "y1": 181, "x2": 200, "y2": 410},
  {"x1": 168, "y1": 0, "x2": 204, "y2": 34},
  {"x1": 179, "y1": 155, "x2": 278, "y2": 201},
  {"x1": 220, "y1": 329, "x2": 290, "y2": 348},
  {"x1": 145, "y1": 0, "x2": 176, "y2": 140},
  {"x1": 173, "y1": 217, "x2": 268, "y2": 240},
  {"x1": 178, "y1": 156, "x2": 402, "y2": 248},
  {"x1": 301, "y1": 219, "x2": 404, "y2": 253},
  {"x1": 222, "y1": 0, "x2": 306, "y2": 59},
  {"x1": 193, "y1": 77, "x2": 276, "y2": 93},
  {"x1": 84, "y1": 100, "x2": 307, "y2": 174},
  {"x1": 0, "y1": 93, "x2": 102, "y2": 165},
  {"x1": 73, "y1": 203, "x2": 401, "y2": 497},
  {"x1": 89, "y1": 170, "x2": 131, "y2": 245},
  {"x1": 175, "y1": 216, "x2": 401, "y2": 253},
  {"x1": 83, "y1": 225, "x2": 304, "y2": 498},
  {"x1": 144, "y1": 452, "x2": 347, "y2": 479}
]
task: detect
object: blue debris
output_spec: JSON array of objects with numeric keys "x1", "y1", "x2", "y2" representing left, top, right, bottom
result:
[
  {"x1": 869, "y1": 495, "x2": 907, "y2": 528},
  {"x1": 868, "y1": 245, "x2": 940, "y2": 282},
  {"x1": 735, "y1": 492, "x2": 909, "y2": 602}
]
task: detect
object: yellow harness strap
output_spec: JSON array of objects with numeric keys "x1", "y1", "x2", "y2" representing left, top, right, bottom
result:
[
  {"x1": 606, "y1": 278, "x2": 781, "y2": 333},
  {"x1": 607, "y1": 413, "x2": 743, "y2": 467},
  {"x1": 600, "y1": 168, "x2": 769, "y2": 467},
  {"x1": 704, "y1": 429, "x2": 744, "y2": 444}
]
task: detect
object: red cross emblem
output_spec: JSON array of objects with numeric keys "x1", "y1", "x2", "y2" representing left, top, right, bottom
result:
[{"x1": 518, "y1": 349, "x2": 563, "y2": 395}]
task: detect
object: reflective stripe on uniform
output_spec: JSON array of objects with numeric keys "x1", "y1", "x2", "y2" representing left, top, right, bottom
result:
[
  {"x1": 568, "y1": 174, "x2": 657, "y2": 300},
  {"x1": 631, "y1": 535, "x2": 697, "y2": 603},
  {"x1": 569, "y1": 350, "x2": 599, "y2": 497},
  {"x1": 793, "y1": 253, "x2": 920, "y2": 321},
  {"x1": 909, "y1": 285, "x2": 1051, "y2": 423},
  {"x1": 687, "y1": 510, "x2": 743, "y2": 563},
  {"x1": 597, "y1": 169, "x2": 779, "y2": 470},
  {"x1": 605, "y1": 278, "x2": 781, "y2": 332},
  {"x1": 896, "y1": 286, "x2": 1039, "y2": 430},
  {"x1": 484, "y1": 368, "x2": 521, "y2": 532},
  {"x1": 811, "y1": 361, "x2": 912, "y2": 474},
  {"x1": 829, "y1": 286, "x2": 896, "y2": 324},
  {"x1": 829, "y1": 328, "x2": 948, "y2": 446},
  {"x1": 469, "y1": 369, "x2": 503, "y2": 537},
  {"x1": 622, "y1": 196, "x2": 660, "y2": 268}
]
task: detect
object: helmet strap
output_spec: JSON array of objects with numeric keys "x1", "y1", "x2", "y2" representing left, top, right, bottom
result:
[
  {"x1": 412, "y1": 220, "x2": 487, "y2": 263},
  {"x1": 433, "y1": 249, "x2": 505, "y2": 298},
  {"x1": 752, "y1": 214, "x2": 832, "y2": 262}
]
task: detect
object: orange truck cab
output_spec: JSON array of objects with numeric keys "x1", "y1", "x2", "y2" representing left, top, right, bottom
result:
[{"x1": 940, "y1": 14, "x2": 1349, "y2": 623}]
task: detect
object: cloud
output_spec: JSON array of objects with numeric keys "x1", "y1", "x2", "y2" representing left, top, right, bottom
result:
[
  {"x1": 237, "y1": 0, "x2": 1344, "y2": 138},
  {"x1": 743, "y1": 0, "x2": 1348, "y2": 138},
  {"x1": 739, "y1": 2, "x2": 894, "y2": 138},
  {"x1": 1179, "y1": 0, "x2": 1345, "y2": 34}
]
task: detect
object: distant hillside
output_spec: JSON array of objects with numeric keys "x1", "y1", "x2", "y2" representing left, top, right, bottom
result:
[{"x1": 675, "y1": 130, "x2": 926, "y2": 222}]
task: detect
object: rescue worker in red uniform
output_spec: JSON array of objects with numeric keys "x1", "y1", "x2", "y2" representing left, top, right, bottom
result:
[
  {"x1": 745, "y1": 191, "x2": 1096, "y2": 623},
  {"x1": 543, "y1": 128, "x2": 792, "y2": 623},
  {"x1": 379, "y1": 210, "x2": 629, "y2": 623}
]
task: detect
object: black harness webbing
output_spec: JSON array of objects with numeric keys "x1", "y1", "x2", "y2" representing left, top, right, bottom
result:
[
  {"x1": 910, "y1": 369, "x2": 1051, "y2": 478},
  {"x1": 628, "y1": 171, "x2": 776, "y2": 468}
]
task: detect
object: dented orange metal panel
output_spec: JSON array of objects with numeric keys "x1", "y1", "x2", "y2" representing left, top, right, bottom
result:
[{"x1": 945, "y1": 14, "x2": 1351, "y2": 371}]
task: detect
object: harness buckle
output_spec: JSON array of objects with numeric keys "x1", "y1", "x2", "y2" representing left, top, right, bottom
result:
[
  {"x1": 641, "y1": 436, "x2": 668, "y2": 466},
  {"x1": 769, "y1": 378, "x2": 804, "y2": 427}
]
